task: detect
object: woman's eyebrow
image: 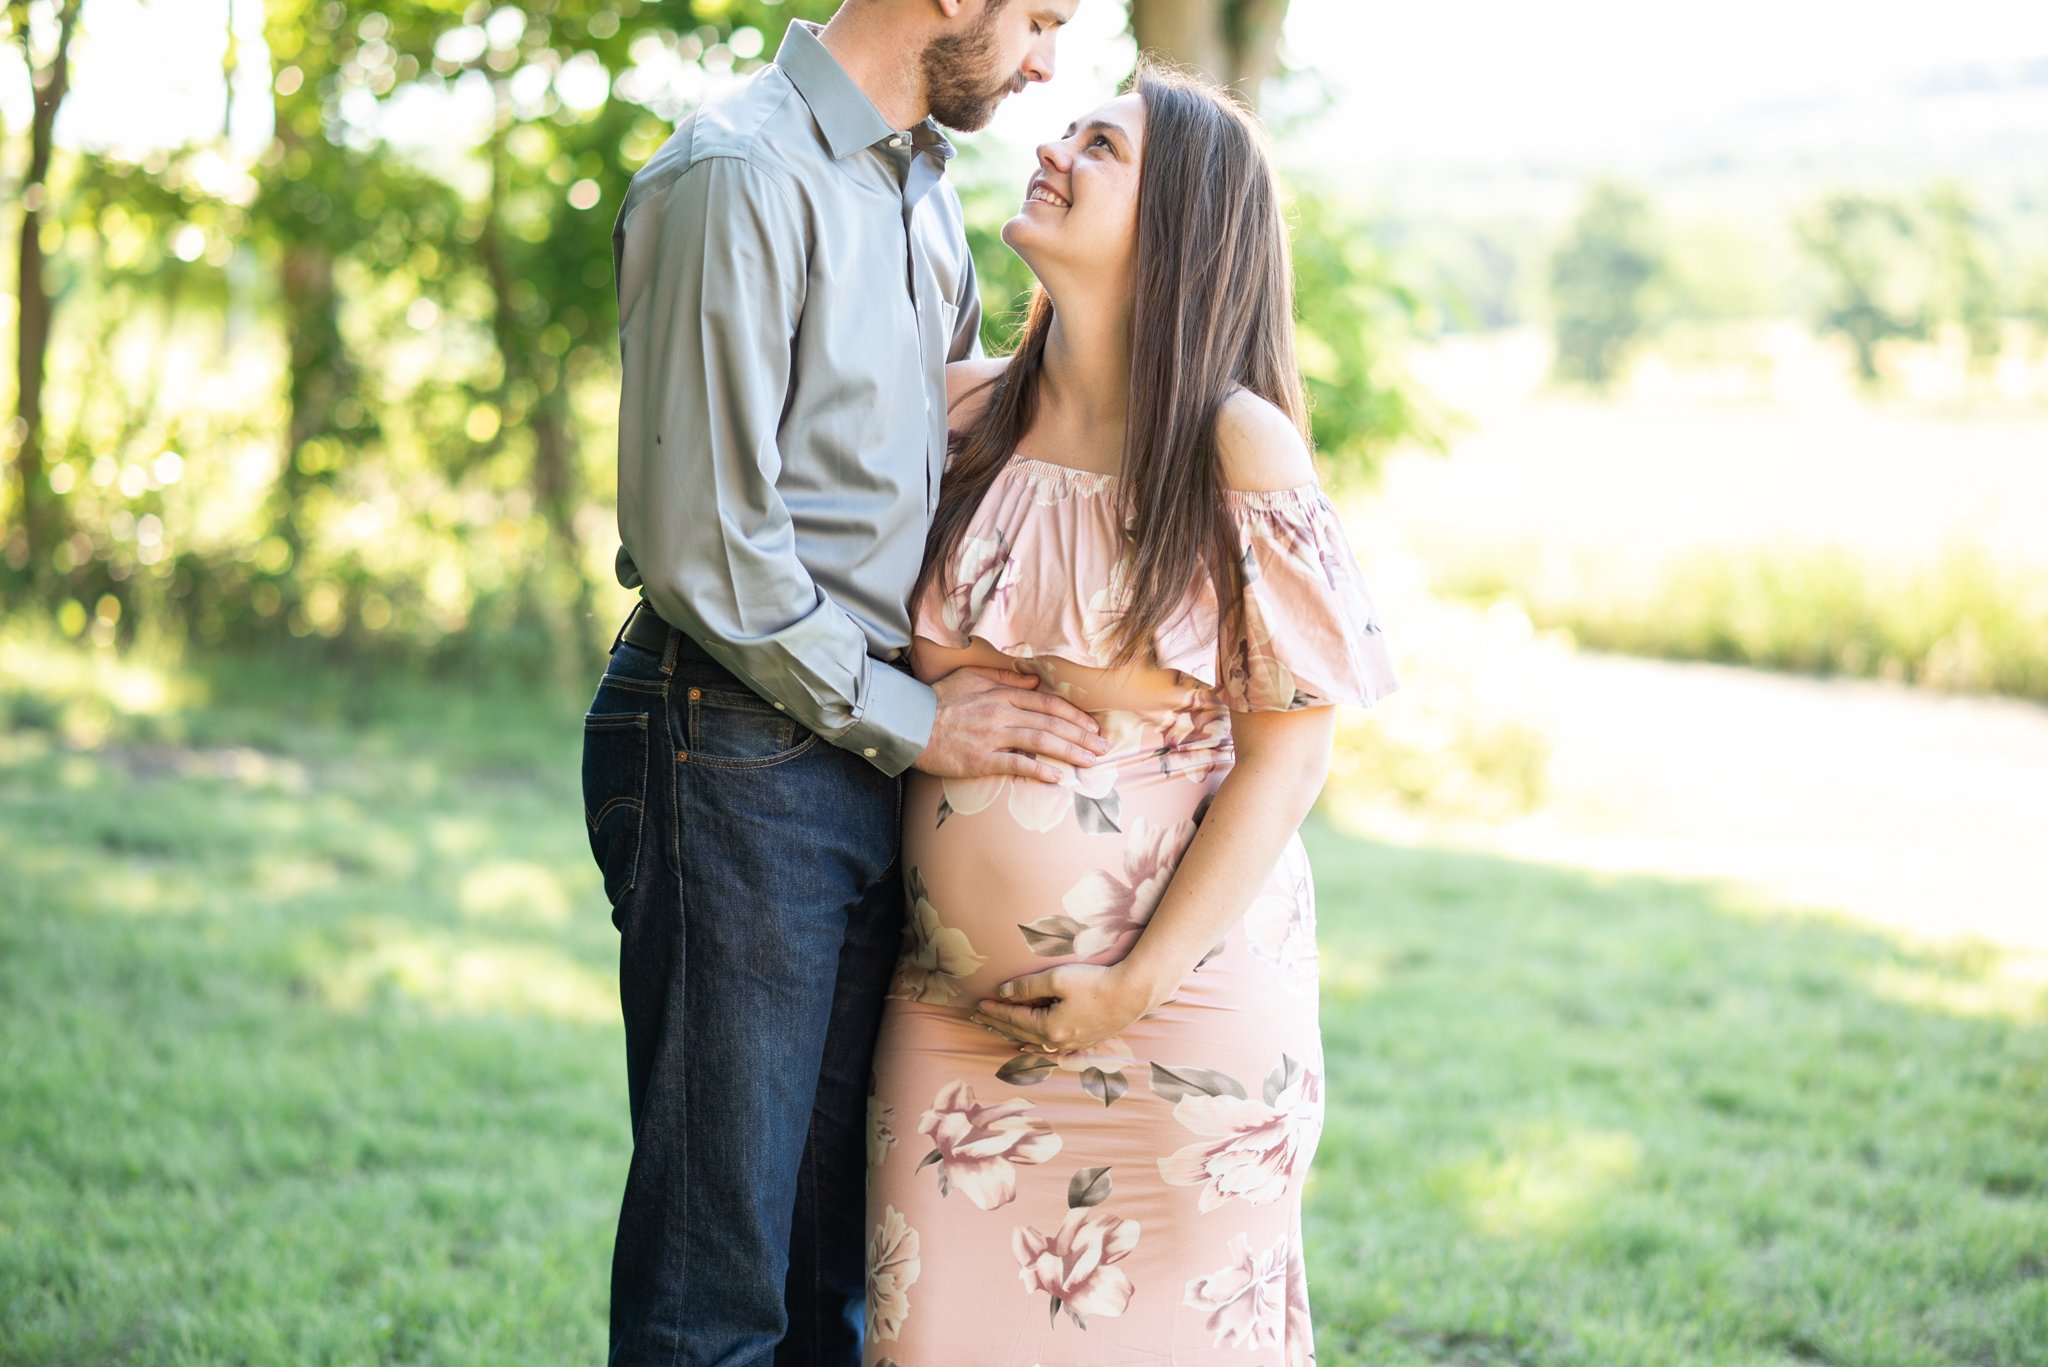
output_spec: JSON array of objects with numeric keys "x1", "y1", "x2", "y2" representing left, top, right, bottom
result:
[{"x1": 1078, "y1": 118, "x2": 1130, "y2": 149}]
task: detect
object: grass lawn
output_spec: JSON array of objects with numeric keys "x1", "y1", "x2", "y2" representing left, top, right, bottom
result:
[{"x1": 2, "y1": 647, "x2": 2043, "y2": 1365}]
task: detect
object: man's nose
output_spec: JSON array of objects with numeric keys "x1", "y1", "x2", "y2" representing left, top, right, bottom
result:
[{"x1": 1023, "y1": 35, "x2": 1056, "y2": 84}]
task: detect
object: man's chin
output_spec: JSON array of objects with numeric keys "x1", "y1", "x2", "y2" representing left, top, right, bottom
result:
[
  {"x1": 933, "y1": 84, "x2": 1016, "y2": 133},
  {"x1": 932, "y1": 101, "x2": 1000, "y2": 134}
]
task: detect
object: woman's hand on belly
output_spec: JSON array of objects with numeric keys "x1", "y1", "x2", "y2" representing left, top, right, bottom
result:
[{"x1": 968, "y1": 962, "x2": 1163, "y2": 1057}]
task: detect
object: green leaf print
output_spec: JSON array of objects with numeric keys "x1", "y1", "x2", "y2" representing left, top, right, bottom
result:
[
  {"x1": 1264, "y1": 1054, "x2": 1304, "y2": 1106},
  {"x1": 1068, "y1": 1166, "x2": 1113, "y2": 1208},
  {"x1": 1018, "y1": 914, "x2": 1084, "y2": 956},
  {"x1": 997, "y1": 1052, "x2": 1057, "y2": 1085},
  {"x1": 1081, "y1": 1066, "x2": 1128, "y2": 1107},
  {"x1": 1149, "y1": 1062, "x2": 1248, "y2": 1103},
  {"x1": 1074, "y1": 790, "x2": 1123, "y2": 835}
]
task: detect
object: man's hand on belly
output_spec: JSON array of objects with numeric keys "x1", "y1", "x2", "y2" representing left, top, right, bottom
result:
[{"x1": 911, "y1": 665, "x2": 1112, "y2": 784}]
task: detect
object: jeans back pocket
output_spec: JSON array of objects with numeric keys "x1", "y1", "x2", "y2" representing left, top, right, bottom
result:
[{"x1": 582, "y1": 711, "x2": 649, "y2": 923}]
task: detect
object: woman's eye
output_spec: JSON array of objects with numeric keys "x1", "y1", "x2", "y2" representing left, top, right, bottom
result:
[{"x1": 1090, "y1": 135, "x2": 1112, "y2": 151}]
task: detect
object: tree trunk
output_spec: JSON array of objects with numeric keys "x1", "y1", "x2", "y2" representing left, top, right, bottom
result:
[
  {"x1": 6, "y1": 0, "x2": 82, "y2": 589},
  {"x1": 1128, "y1": 0, "x2": 1290, "y2": 110}
]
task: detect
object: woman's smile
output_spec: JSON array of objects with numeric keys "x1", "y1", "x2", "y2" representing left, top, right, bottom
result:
[{"x1": 1025, "y1": 177, "x2": 1071, "y2": 210}]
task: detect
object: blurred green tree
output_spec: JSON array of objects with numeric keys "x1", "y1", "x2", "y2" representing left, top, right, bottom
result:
[
  {"x1": 1796, "y1": 192, "x2": 1926, "y2": 387},
  {"x1": 3, "y1": 0, "x2": 84, "y2": 600},
  {"x1": 1287, "y1": 186, "x2": 1439, "y2": 469},
  {"x1": 1924, "y1": 180, "x2": 2002, "y2": 376},
  {"x1": 2, "y1": 0, "x2": 1434, "y2": 665},
  {"x1": 1547, "y1": 180, "x2": 1662, "y2": 391}
]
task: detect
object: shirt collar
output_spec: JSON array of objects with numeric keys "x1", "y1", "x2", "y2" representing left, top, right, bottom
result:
[{"x1": 774, "y1": 18, "x2": 957, "y2": 164}]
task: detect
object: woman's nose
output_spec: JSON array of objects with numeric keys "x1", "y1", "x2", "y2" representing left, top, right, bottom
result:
[{"x1": 1036, "y1": 141, "x2": 1067, "y2": 172}]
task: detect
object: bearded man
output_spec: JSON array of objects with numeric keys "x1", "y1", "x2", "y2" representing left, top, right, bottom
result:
[{"x1": 587, "y1": 4, "x2": 1088, "y2": 1363}]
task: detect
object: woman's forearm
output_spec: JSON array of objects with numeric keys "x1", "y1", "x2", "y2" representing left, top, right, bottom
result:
[{"x1": 1112, "y1": 716, "x2": 1333, "y2": 1012}]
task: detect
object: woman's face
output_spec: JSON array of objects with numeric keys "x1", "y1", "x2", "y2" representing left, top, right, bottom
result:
[{"x1": 1001, "y1": 91, "x2": 1147, "y2": 297}]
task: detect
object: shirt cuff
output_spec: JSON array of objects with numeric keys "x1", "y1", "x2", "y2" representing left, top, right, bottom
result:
[{"x1": 837, "y1": 658, "x2": 937, "y2": 777}]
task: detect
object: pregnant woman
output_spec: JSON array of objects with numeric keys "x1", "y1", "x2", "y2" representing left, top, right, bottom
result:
[{"x1": 862, "y1": 64, "x2": 1398, "y2": 1364}]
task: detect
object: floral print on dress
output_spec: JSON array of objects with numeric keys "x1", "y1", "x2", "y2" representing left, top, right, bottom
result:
[
  {"x1": 1158, "y1": 1056, "x2": 1324, "y2": 1212},
  {"x1": 889, "y1": 867, "x2": 987, "y2": 1005},
  {"x1": 1286, "y1": 1240, "x2": 1317, "y2": 1367},
  {"x1": 942, "y1": 528, "x2": 1020, "y2": 641},
  {"x1": 1217, "y1": 490, "x2": 1399, "y2": 713},
  {"x1": 917, "y1": 1080, "x2": 1064, "y2": 1210},
  {"x1": 866, "y1": 1205, "x2": 921, "y2": 1345},
  {"x1": 1184, "y1": 1231, "x2": 1292, "y2": 1351},
  {"x1": 998, "y1": 1034, "x2": 1140, "y2": 1107},
  {"x1": 1156, "y1": 690, "x2": 1232, "y2": 783},
  {"x1": 1012, "y1": 1165, "x2": 1141, "y2": 1329},
  {"x1": 909, "y1": 454, "x2": 1397, "y2": 719},
  {"x1": 1244, "y1": 849, "x2": 1318, "y2": 995},
  {"x1": 937, "y1": 708, "x2": 1145, "y2": 836},
  {"x1": 1015, "y1": 816, "x2": 1196, "y2": 961},
  {"x1": 868, "y1": 1089, "x2": 899, "y2": 1169}
]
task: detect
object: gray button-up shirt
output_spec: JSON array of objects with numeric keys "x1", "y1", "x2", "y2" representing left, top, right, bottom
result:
[{"x1": 611, "y1": 18, "x2": 983, "y2": 776}]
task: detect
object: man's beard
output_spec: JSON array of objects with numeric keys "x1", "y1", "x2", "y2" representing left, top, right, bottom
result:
[{"x1": 919, "y1": 6, "x2": 1020, "y2": 132}]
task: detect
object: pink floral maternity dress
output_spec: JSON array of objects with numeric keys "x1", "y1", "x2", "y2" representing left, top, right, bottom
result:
[{"x1": 863, "y1": 453, "x2": 1398, "y2": 1366}]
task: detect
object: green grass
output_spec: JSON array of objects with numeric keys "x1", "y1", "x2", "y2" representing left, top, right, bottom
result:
[{"x1": 2, "y1": 641, "x2": 2044, "y2": 1365}]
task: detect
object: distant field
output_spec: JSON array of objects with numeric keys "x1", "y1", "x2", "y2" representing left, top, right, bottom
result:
[{"x1": 1361, "y1": 327, "x2": 2048, "y2": 699}]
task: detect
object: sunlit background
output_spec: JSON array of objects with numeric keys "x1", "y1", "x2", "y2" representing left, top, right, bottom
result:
[{"x1": 3, "y1": 0, "x2": 2045, "y2": 1361}]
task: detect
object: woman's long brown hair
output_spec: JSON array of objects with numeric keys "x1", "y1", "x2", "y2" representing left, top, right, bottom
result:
[{"x1": 913, "y1": 59, "x2": 1311, "y2": 673}]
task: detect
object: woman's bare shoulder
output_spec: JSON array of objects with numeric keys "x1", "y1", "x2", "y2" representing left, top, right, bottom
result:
[{"x1": 1216, "y1": 387, "x2": 1317, "y2": 492}]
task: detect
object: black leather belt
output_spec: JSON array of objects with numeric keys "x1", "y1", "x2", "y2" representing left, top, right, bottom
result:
[{"x1": 616, "y1": 599, "x2": 712, "y2": 661}]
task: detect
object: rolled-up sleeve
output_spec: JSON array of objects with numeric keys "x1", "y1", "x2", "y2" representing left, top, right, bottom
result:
[{"x1": 614, "y1": 155, "x2": 936, "y2": 776}]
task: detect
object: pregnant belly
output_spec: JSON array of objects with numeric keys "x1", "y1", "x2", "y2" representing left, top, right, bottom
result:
[{"x1": 891, "y1": 761, "x2": 1226, "y2": 1011}]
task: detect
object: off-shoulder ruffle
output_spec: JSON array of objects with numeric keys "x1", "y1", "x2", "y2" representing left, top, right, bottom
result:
[{"x1": 912, "y1": 455, "x2": 1399, "y2": 711}]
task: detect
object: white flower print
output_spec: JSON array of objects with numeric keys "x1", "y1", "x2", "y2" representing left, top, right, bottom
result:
[
  {"x1": 941, "y1": 528, "x2": 1019, "y2": 640},
  {"x1": 1021, "y1": 816, "x2": 1195, "y2": 961},
  {"x1": 865, "y1": 1205, "x2": 921, "y2": 1344},
  {"x1": 868, "y1": 1091, "x2": 898, "y2": 1168},
  {"x1": 1244, "y1": 852, "x2": 1318, "y2": 994},
  {"x1": 1080, "y1": 553, "x2": 1135, "y2": 667},
  {"x1": 1184, "y1": 1231, "x2": 1291, "y2": 1351},
  {"x1": 888, "y1": 868, "x2": 986, "y2": 1004},
  {"x1": 916, "y1": 1080, "x2": 1063, "y2": 1210},
  {"x1": 1158, "y1": 692, "x2": 1232, "y2": 783},
  {"x1": 1158, "y1": 1057, "x2": 1324, "y2": 1212},
  {"x1": 1011, "y1": 1205, "x2": 1141, "y2": 1326},
  {"x1": 1287, "y1": 1238, "x2": 1316, "y2": 1366},
  {"x1": 941, "y1": 709, "x2": 1144, "y2": 835}
]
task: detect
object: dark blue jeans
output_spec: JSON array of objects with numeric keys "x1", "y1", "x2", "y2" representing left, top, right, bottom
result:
[{"x1": 581, "y1": 625, "x2": 905, "y2": 1366}]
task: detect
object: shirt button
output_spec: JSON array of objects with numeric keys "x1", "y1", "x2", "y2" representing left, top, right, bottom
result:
[
  {"x1": 888, "y1": 135, "x2": 905, "y2": 148},
  {"x1": 773, "y1": 702, "x2": 785, "y2": 710},
  {"x1": 862, "y1": 747, "x2": 878, "y2": 758}
]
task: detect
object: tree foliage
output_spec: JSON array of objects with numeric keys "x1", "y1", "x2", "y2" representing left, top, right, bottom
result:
[
  {"x1": 4, "y1": 0, "x2": 1433, "y2": 667},
  {"x1": 1795, "y1": 192, "x2": 1927, "y2": 387},
  {"x1": 1547, "y1": 181, "x2": 1662, "y2": 391}
]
